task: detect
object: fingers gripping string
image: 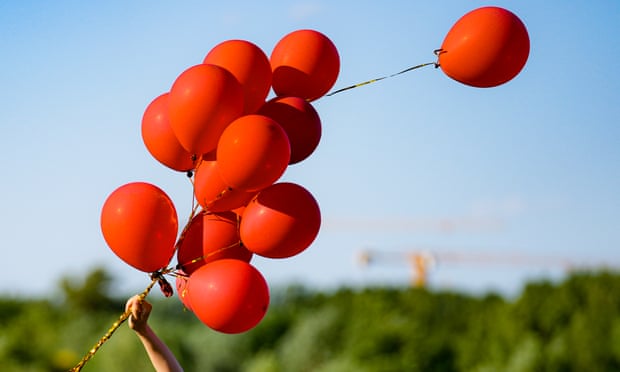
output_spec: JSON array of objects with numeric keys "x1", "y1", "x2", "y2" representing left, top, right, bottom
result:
[
  {"x1": 325, "y1": 59, "x2": 439, "y2": 97},
  {"x1": 70, "y1": 269, "x2": 172, "y2": 372}
]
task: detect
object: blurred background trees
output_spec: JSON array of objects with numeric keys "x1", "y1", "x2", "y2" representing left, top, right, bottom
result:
[{"x1": 1, "y1": 268, "x2": 620, "y2": 371}]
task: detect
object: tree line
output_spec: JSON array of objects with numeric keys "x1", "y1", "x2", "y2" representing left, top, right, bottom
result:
[{"x1": 1, "y1": 268, "x2": 620, "y2": 371}]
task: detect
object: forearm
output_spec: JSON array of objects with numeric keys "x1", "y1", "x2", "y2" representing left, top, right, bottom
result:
[{"x1": 136, "y1": 325, "x2": 184, "y2": 372}]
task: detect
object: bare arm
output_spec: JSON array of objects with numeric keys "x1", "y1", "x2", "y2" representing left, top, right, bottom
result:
[{"x1": 126, "y1": 296, "x2": 184, "y2": 372}]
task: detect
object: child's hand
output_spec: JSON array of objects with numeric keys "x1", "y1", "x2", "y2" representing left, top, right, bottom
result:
[{"x1": 126, "y1": 295, "x2": 152, "y2": 333}]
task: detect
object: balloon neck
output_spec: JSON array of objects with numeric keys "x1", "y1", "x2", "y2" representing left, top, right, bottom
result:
[
  {"x1": 150, "y1": 270, "x2": 174, "y2": 297},
  {"x1": 433, "y1": 49, "x2": 445, "y2": 68}
]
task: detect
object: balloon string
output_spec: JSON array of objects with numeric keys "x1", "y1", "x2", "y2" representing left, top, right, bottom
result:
[
  {"x1": 175, "y1": 201, "x2": 202, "y2": 252},
  {"x1": 69, "y1": 269, "x2": 170, "y2": 372},
  {"x1": 176, "y1": 207, "x2": 244, "y2": 271},
  {"x1": 325, "y1": 60, "x2": 439, "y2": 97},
  {"x1": 205, "y1": 187, "x2": 233, "y2": 212},
  {"x1": 176, "y1": 239, "x2": 243, "y2": 272}
]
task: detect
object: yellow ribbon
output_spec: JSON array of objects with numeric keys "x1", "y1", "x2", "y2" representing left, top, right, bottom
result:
[{"x1": 325, "y1": 61, "x2": 438, "y2": 97}]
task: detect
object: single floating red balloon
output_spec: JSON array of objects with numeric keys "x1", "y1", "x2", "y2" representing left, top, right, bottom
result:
[
  {"x1": 438, "y1": 6, "x2": 530, "y2": 88},
  {"x1": 100, "y1": 182, "x2": 178, "y2": 273},
  {"x1": 188, "y1": 259, "x2": 269, "y2": 334},
  {"x1": 270, "y1": 29, "x2": 340, "y2": 101}
]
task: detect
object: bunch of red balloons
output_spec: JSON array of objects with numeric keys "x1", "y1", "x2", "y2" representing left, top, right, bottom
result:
[
  {"x1": 100, "y1": 29, "x2": 339, "y2": 334},
  {"x1": 98, "y1": 5, "x2": 530, "y2": 335}
]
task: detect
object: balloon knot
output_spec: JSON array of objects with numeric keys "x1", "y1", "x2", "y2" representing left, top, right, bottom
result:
[
  {"x1": 433, "y1": 49, "x2": 444, "y2": 68},
  {"x1": 151, "y1": 270, "x2": 174, "y2": 297}
]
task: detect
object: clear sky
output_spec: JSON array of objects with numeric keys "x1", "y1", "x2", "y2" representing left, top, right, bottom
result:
[{"x1": 1, "y1": 1, "x2": 618, "y2": 298}]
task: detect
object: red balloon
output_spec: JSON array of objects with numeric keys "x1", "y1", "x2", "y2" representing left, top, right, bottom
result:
[
  {"x1": 216, "y1": 114, "x2": 290, "y2": 192},
  {"x1": 203, "y1": 211, "x2": 253, "y2": 263},
  {"x1": 204, "y1": 39, "x2": 272, "y2": 115},
  {"x1": 240, "y1": 182, "x2": 320, "y2": 259},
  {"x1": 168, "y1": 64, "x2": 244, "y2": 155},
  {"x1": 175, "y1": 271, "x2": 192, "y2": 311},
  {"x1": 175, "y1": 212, "x2": 206, "y2": 275},
  {"x1": 193, "y1": 153, "x2": 256, "y2": 212},
  {"x1": 258, "y1": 96, "x2": 321, "y2": 164},
  {"x1": 438, "y1": 6, "x2": 530, "y2": 88},
  {"x1": 188, "y1": 259, "x2": 269, "y2": 334},
  {"x1": 270, "y1": 29, "x2": 340, "y2": 101},
  {"x1": 176, "y1": 211, "x2": 252, "y2": 271},
  {"x1": 141, "y1": 93, "x2": 196, "y2": 172},
  {"x1": 232, "y1": 205, "x2": 246, "y2": 217},
  {"x1": 100, "y1": 182, "x2": 178, "y2": 272}
]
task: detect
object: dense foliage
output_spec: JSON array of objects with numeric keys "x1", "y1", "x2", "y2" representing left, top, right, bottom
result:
[{"x1": 2, "y1": 268, "x2": 620, "y2": 371}]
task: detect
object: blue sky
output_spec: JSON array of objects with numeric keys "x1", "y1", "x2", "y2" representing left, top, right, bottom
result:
[{"x1": 1, "y1": 1, "x2": 618, "y2": 298}]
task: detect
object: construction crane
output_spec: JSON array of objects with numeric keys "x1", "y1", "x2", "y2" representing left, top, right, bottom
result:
[{"x1": 358, "y1": 248, "x2": 579, "y2": 288}]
